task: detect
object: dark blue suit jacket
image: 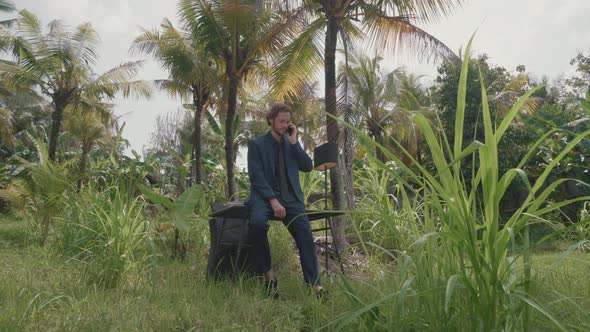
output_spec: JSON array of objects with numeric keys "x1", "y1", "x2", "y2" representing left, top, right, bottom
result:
[{"x1": 246, "y1": 131, "x2": 313, "y2": 207}]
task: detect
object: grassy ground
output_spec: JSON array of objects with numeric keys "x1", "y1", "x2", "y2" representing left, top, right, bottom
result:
[
  {"x1": 1, "y1": 216, "x2": 589, "y2": 331},
  {"x1": 0, "y1": 216, "x2": 364, "y2": 331}
]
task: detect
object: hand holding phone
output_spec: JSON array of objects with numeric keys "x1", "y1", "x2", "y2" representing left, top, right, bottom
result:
[{"x1": 286, "y1": 124, "x2": 297, "y2": 144}]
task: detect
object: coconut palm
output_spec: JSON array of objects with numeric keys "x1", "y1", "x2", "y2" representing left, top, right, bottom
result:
[
  {"x1": 131, "y1": 17, "x2": 219, "y2": 185},
  {"x1": 339, "y1": 51, "x2": 397, "y2": 162},
  {"x1": 341, "y1": 53, "x2": 433, "y2": 165},
  {"x1": 0, "y1": 77, "x2": 49, "y2": 164},
  {"x1": 64, "y1": 100, "x2": 114, "y2": 189},
  {"x1": 273, "y1": 0, "x2": 461, "y2": 248},
  {"x1": 177, "y1": 0, "x2": 305, "y2": 199},
  {"x1": 0, "y1": 10, "x2": 152, "y2": 161},
  {"x1": 386, "y1": 69, "x2": 436, "y2": 166}
]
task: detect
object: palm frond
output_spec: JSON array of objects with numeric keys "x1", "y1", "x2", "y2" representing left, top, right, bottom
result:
[
  {"x1": 0, "y1": 0, "x2": 16, "y2": 13},
  {"x1": 239, "y1": 5, "x2": 308, "y2": 75},
  {"x1": 129, "y1": 26, "x2": 164, "y2": 57},
  {"x1": 0, "y1": 19, "x2": 16, "y2": 28},
  {"x1": 154, "y1": 79, "x2": 191, "y2": 101},
  {"x1": 86, "y1": 61, "x2": 151, "y2": 99},
  {"x1": 0, "y1": 0, "x2": 16, "y2": 27},
  {"x1": 363, "y1": 12, "x2": 458, "y2": 63},
  {"x1": 0, "y1": 107, "x2": 16, "y2": 146},
  {"x1": 492, "y1": 91, "x2": 543, "y2": 117},
  {"x1": 117, "y1": 80, "x2": 153, "y2": 100},
  {"x1": 0, "y1": 60, "x2": 49, "y2": 94},
  {"x1": 340, "y1": 16, "x2": 365, "y2": 41},
  {"x1": 64, "y1": 103, "x2": 112, "y2": 145},
  {"x1": 271, "y1": 16, "x2": 325, "y2": 100},
  {"x1": 218, "y1": 0, "x2": 254, "y2": 39},
  {"x1": 179, "y1": 0, "x2": 228, "y2": 58},
  {"x1": 70, "y1": 22, "x2": 99, "y2": 66},
  {"x1": 46, "y1": 19, "x2": 66, "y2": 37},
  {"x1": 378, "y1": 0, "x2": 463, "y2": 24},
  {"x1": 131, "y1": 17, "x2": 219, "y2": 102},
  {"x1": 16, "y1": 10, "x2": 41, "y2": 41}
]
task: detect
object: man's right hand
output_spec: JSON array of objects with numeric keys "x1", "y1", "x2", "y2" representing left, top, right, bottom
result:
[{"x1": 269, "y1": 198, "x2": 286, "y2": 219}]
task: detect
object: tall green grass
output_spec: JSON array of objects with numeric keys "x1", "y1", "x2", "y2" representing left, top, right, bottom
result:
[
  {"x1": 329, "y1": 36, "x2": 590, "y2": 330},
  {"x1": 59, "y1": 185, "x2": 153, "y2": 288}
]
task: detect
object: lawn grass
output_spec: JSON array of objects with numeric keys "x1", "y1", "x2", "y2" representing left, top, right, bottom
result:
[
  {"x1": 0, "y1": 216, "x2": 355, "y2": 331},
  {"x1": 1, "y1": 216, "x2": 589, "y2": 331}
]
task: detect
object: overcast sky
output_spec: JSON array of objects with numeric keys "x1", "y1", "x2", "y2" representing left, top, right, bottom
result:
[{"x1": 7, "y1": 0, "x2": 590, "y2": 158}]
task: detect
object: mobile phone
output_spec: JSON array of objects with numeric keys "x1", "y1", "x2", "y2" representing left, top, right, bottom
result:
[{"x1": 287, "y1": 126, "x2": 294, "y2": 135}]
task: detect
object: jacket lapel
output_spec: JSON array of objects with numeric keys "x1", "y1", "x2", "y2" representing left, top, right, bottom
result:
[{"x1": 265, "y1": 131, "x2": 276, "y2": 177}]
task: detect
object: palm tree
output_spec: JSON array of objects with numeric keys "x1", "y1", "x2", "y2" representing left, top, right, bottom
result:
[
  {"x1": 387, "y1": 69, "x2": 436, "y2": 166},
  {"x1": 340, "y1": 52, "x2": 397, "y2": 162},
  {"x1": 131, "y1": 17, "x2": 218, "y2": 185},
  {"x1": 342, "y1": 54, "x2": 433, "y2": 164},
  {"x1": 0, "y1": 10, "x2": 152, "y2": 161},
  {"x1": 0, "y1": 77, "x2": 49, "y2": 165},
  {"x1": 178, "y1": 0, "x2": 305, "y2": 199},
  {"x1": 64, "y1": 101, "x2": 114, "y2": 189},
  {"x1": 273, "y1": 0, "x2": 461, "y2": 249}
]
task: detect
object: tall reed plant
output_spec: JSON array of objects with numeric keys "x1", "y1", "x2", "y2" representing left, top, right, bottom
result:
[
  {"x1": 60, "y1": 184, "x2": 153, "y2": 288},
  {"x1": 353, "y1": 159, "x2": 416, "y2": 253},
  {"x1": 328, "y1": 36, "x2": 590, "y2": 331}
]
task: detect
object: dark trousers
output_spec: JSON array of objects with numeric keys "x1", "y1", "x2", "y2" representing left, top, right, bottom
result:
[{"x1": 248, "y1": 199, "x2": 320, "y2": 286}]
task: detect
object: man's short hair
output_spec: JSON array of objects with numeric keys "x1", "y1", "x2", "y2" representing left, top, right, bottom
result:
[{"x1": 266, "y1": 103, "x2": 292, "y2": 125}]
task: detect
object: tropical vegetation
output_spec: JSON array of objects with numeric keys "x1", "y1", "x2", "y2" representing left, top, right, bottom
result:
[{"x1": 1, "y1": 0, "x2": 589, "y2": 330}]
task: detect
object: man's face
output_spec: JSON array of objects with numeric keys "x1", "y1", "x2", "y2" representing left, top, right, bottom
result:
[{"x1": 271, "y1": 111, "x2": 291, "y2": 135}]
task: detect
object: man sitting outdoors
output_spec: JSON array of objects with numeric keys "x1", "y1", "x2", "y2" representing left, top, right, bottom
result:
[{"x1": 245, "y1": 103, "x2": 327, "y2": 299}]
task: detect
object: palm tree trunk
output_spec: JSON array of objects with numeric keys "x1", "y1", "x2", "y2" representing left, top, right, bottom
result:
[
  {"x1": 341, "y1": 30, "x2": 356, "y2": 216},
  {"x1": 303, "y1": 105, "x2": 309, "y2": 150},
  {"x1": 77, "y1": 140, "x2": 92, "y2": 190},
  {"x1": 343, "y1": 121, "x2": 355, "y2": 207},
  {"x1": 225, "y1": 77, "x2": 239, "y2": 200},
  {"x1": 325, "y1": 17, "x2": 347, "y2": 251},
  {"x1": 368, "y1": 123, "x2": 385, "y2": 162},
  {"x1": 193, "y1": 91, "x2": 204, "y2": 185},
  {"x1": 375, "y1": 129, "x2": 385, "y2": 162},
  {"x1": 48, "y1": 101, "x2": 66, "y2": 161}
]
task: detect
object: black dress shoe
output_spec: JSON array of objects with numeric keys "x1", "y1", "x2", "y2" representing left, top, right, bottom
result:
[
  {"x1": 265, "y1": 278, "x2": 279, "y2": 299},
  {"x1": 315, "y1": 287, "x2": 329, "y2": 301}
]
